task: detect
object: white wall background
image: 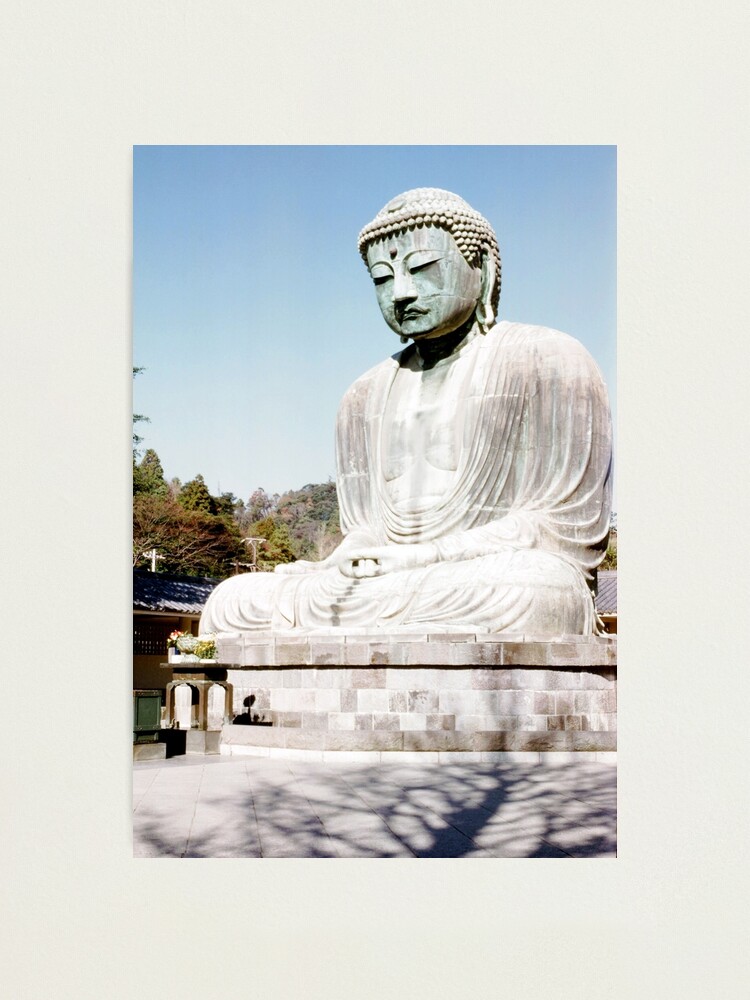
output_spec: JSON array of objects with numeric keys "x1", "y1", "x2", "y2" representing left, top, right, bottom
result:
[{"x1": 1, "y1": 2, "x2": 747, "y2": 998}]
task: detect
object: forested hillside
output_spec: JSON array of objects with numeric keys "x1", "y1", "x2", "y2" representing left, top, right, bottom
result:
[
  {"x1": 133, "y1": 369, "x2": 342, "y2": 578},
  {"x1": 133, "y1": 448, "x2": 342, "y2": 578}
]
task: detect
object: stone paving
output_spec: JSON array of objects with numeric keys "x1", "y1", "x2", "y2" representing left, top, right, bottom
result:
[{"x1": 133, "y1": 754, "x2": 616, "y2": 858}]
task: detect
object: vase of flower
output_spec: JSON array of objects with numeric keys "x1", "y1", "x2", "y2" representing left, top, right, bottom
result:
[
  {"x1": 175, "y1": 633, "x2": 200, "y2": 661},
  {"x1": 195, "y1": 634, "x2": 218, "y2": 662},
  {"x1": 167, "y1": 630, "x2": 186, "y2": 662}
]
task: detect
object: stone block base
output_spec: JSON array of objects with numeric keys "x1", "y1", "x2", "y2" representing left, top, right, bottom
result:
[
  {"x1": 133, "y1": 741, "x2": 167, "y2": 761},
  {"x1": 222, "y1": 723, "x2": 615, "y2": 753},
  {"x1": 185, "y1": 730, "x2": 221, "y2": 755},
  {"x1": 217, "y1": 634, "x2": 616, "y2": 755}
]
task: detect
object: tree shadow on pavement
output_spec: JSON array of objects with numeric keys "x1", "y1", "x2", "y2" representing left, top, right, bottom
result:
[
  {"x1": 133, "y1": 758, "x2": 616, "y2": 858},
  {"x1": 333, "y1": 761, "x2": 616, "y2": 858}
]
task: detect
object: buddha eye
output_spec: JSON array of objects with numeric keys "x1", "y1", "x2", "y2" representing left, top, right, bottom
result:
[
  {"x1": 370, "y1": 265, "x2": 393, "y2": 286},
  {"x1": 405, "y1": 252, "x2": 443, "y2": 274},
  {"x1": 408, "y1": 259, "x2": 438, "y2": 274}
]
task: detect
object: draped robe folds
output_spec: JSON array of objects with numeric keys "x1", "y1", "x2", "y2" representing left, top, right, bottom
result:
[{"x1": 200, "y1": 321, "x2": 612, "y2": 636}]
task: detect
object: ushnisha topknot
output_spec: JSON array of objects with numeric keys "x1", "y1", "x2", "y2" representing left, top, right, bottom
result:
[{"x1": 357, "y1": 187, "x2": 502, "y2": 316}]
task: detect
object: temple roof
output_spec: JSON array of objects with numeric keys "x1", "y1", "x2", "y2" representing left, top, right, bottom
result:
[
  {"x1": 133, "y1": 569, "x2": 219, "y2": 615},
  {"x1": 596, "y1": 570, "x2": 617, "y2": 614}
]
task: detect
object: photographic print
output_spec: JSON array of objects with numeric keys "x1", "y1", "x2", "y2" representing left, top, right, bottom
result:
[{"x1": 132, "y1": 145, "x2": 616, "y2": 858}]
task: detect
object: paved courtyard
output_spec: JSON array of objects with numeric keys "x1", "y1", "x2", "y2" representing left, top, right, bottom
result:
[{"x1": 133, "y1": 753, "x2": 616, "y2": 858}]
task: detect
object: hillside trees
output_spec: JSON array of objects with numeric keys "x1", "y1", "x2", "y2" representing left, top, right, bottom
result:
[
  {"x1": 247, "y1": 515, "x2": 297, "y2": 570},
  {"x1": 133, "y1": 490, "x2": 245, "y2": 576},
  {"x1": 177, "y1": 474, "x2": 216, "y2": 514},
  {"x1": 132, "y1": 448, "x2": 343, "y2": 577},
  {"x1": 246, "y1": 488, "x2": 277, "y2": 524},
  {"x1": 133, "y1": 457, "x2": 246, "y2": 577},
  {"x1": 132, "y1": 370, "x2": 341, "y2": 575},
  {"x1": 233, "y1": 482, "x2": 342, "y2": 569},
  {"x1": 133, "y1": 448, "x2": 169, "y2": 496},
  {"x1": 600, "y1": 530, "x2": 617, "y2": 570},
  {"x1": 273, "y1": 481, "x2": 342, "y2": 560}
]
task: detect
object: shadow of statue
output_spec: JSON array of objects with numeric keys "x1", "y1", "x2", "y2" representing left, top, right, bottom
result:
[{"x1": 232, "y1": 694, "x2": 273, "y2": 726}]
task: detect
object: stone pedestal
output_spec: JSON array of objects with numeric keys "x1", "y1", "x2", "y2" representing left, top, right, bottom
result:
[
  {"x1": 185, "y1": 730, "x2": 222, "y2": 755},
  {"x1": 215, "y1": 632, "x2": 616, "y2": 756},
  {"x1": 133, "y1": 741, "x2": 167, "y2": 761},
  {"x1": 162, "y1": 663, "x2": 234, "y2": 755}
]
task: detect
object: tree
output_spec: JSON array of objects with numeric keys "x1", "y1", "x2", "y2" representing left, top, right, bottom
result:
[
  {"x1": 248, "y1": 515, "x2": 297, "y2": 569},
  {"x1": 601, "y1": 514, "x2": 617, "y2": 569},
  {"x1": 133, "y1": 448, "x2": 168, "y2": 497},
  {"x1": 214, "y1": 491, "x2": 244, "y2": 521},
  {"x1": 308, "y1": 520, "x2": 340, "y2": 561},
  {"x1": 249, "y1": 488, "x2": 278, "y2": 520},
  {"x1": 177, "y1": 474, "x2": 216, "y2": 514},
  {"x1": 169, "y1": 508, "x2": 244, "y2": 576},
  {"x1": 133, "y1": 493, "x2": 243, "y2": 576},
  {"x1": 133, "y1": 494, "x2": 170, "y2": 566},
  {"x1": 273, "y1": 480, "x2": 342, "y2": 560},
  {"x1": 132, "y1": 367, "x2": 149, "y2": 458},
  {"x1": 133, "y1": 461, "x2": 346, "y2": 577}
]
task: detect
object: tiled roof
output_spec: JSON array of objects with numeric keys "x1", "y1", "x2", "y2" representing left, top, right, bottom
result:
[
  {"x1": 133, "y1": 570, "x2": 219, "y2": 614},
  {"x1": 595, "y1": 570, "x2": 617, "y2": 614}
]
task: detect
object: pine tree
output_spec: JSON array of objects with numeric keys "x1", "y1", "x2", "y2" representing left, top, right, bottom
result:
[
  {"x1": 134, "y1": 448, "x2": 168, "y2": 497},
  {"x1": 177, "y1": 474, "x2": 216, "y2": 514}
]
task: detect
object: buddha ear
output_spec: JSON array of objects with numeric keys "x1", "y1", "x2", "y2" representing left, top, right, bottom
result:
[{"x1": 476, "y1": 251, "x2": 496, "y2": 334}]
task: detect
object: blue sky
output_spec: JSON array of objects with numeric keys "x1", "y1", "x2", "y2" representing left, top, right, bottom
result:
[{"x1": 133, "y1": 145, "x2": 616, "y2": 502}]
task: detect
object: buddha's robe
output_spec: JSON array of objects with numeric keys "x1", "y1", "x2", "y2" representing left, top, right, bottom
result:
[{"x1": 200, "y1": 321, "x2": 612, "y2": 635}]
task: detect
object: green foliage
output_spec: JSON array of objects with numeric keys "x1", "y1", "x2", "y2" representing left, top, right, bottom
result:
[
  {"x1": 229, "y1": 484, "x2": 342, "y2": 565},
  {"x1": 177, "y1": 474, "x2": 216, "y2": 514},
  {"x1": 248, "y1": 515, "x2": 298, "y2": 569},
  {"x1": 214, "y1": 491, "x2": 244, "y2": 521},
  {"x1": 133, "y1": 448, "x2": 169, "y2": 497},
  {"x1": 194, "y1": 637, "x2": 217, "y2": 659},
  {"x1": 600, "y1": 543, "x2": 617, "y2": 570},
  {"x1": 133, "y1": 493, "x2": 244, "y2": 578},
  {"x1": 131, "y1": 426, "x2": 344, "y2": 578},
  {"x1": 273, "y1": 480, "x2": 342, "y2": 560},
  {"x1": 248, "y1": 488, "x2": 277, "y2": 520},
  {"x1": 130, "y1": 376, "x2": 250, "y2": 579},
  {"x1": 600, "y1": 524, "x2": 617, "y2": 570}
]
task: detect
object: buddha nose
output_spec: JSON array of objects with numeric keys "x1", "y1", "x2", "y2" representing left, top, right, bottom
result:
[{"x1": 392, "y1": 267, "x2": 417, "y2": 303}]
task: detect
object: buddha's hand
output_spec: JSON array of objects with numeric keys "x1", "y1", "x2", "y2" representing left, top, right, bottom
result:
[
  {"x1": 273, "y1": 535, "x2": 378, "y2": 575},
  {"x1": 338, "y1": 542, "x2": 439, "y2": 579}
]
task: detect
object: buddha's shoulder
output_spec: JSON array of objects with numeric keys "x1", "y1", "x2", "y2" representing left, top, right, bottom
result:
[
  {"x1": 490, "y1": 320, "x2": 584, "y2": 351},
  {"x1": 339, "y1": 353, "x2": 401, "y2": 405},
  {"x1": 488, "y1": 321, "x2": 599, "y2": 367}
]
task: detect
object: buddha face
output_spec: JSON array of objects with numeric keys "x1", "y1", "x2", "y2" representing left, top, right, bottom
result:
[{"x1": 366, "y1": 227, "x2": 482, "y2": 341}]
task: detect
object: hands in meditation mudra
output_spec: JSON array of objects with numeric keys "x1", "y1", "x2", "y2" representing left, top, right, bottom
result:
[{"x1": 201, "y1": 189, "x2": 612, "y2": 635}]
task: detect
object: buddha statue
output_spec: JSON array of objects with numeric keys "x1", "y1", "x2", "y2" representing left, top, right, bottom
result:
[{"x1": 201, "y1": 188, "x2": 612, "y2": 636}]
